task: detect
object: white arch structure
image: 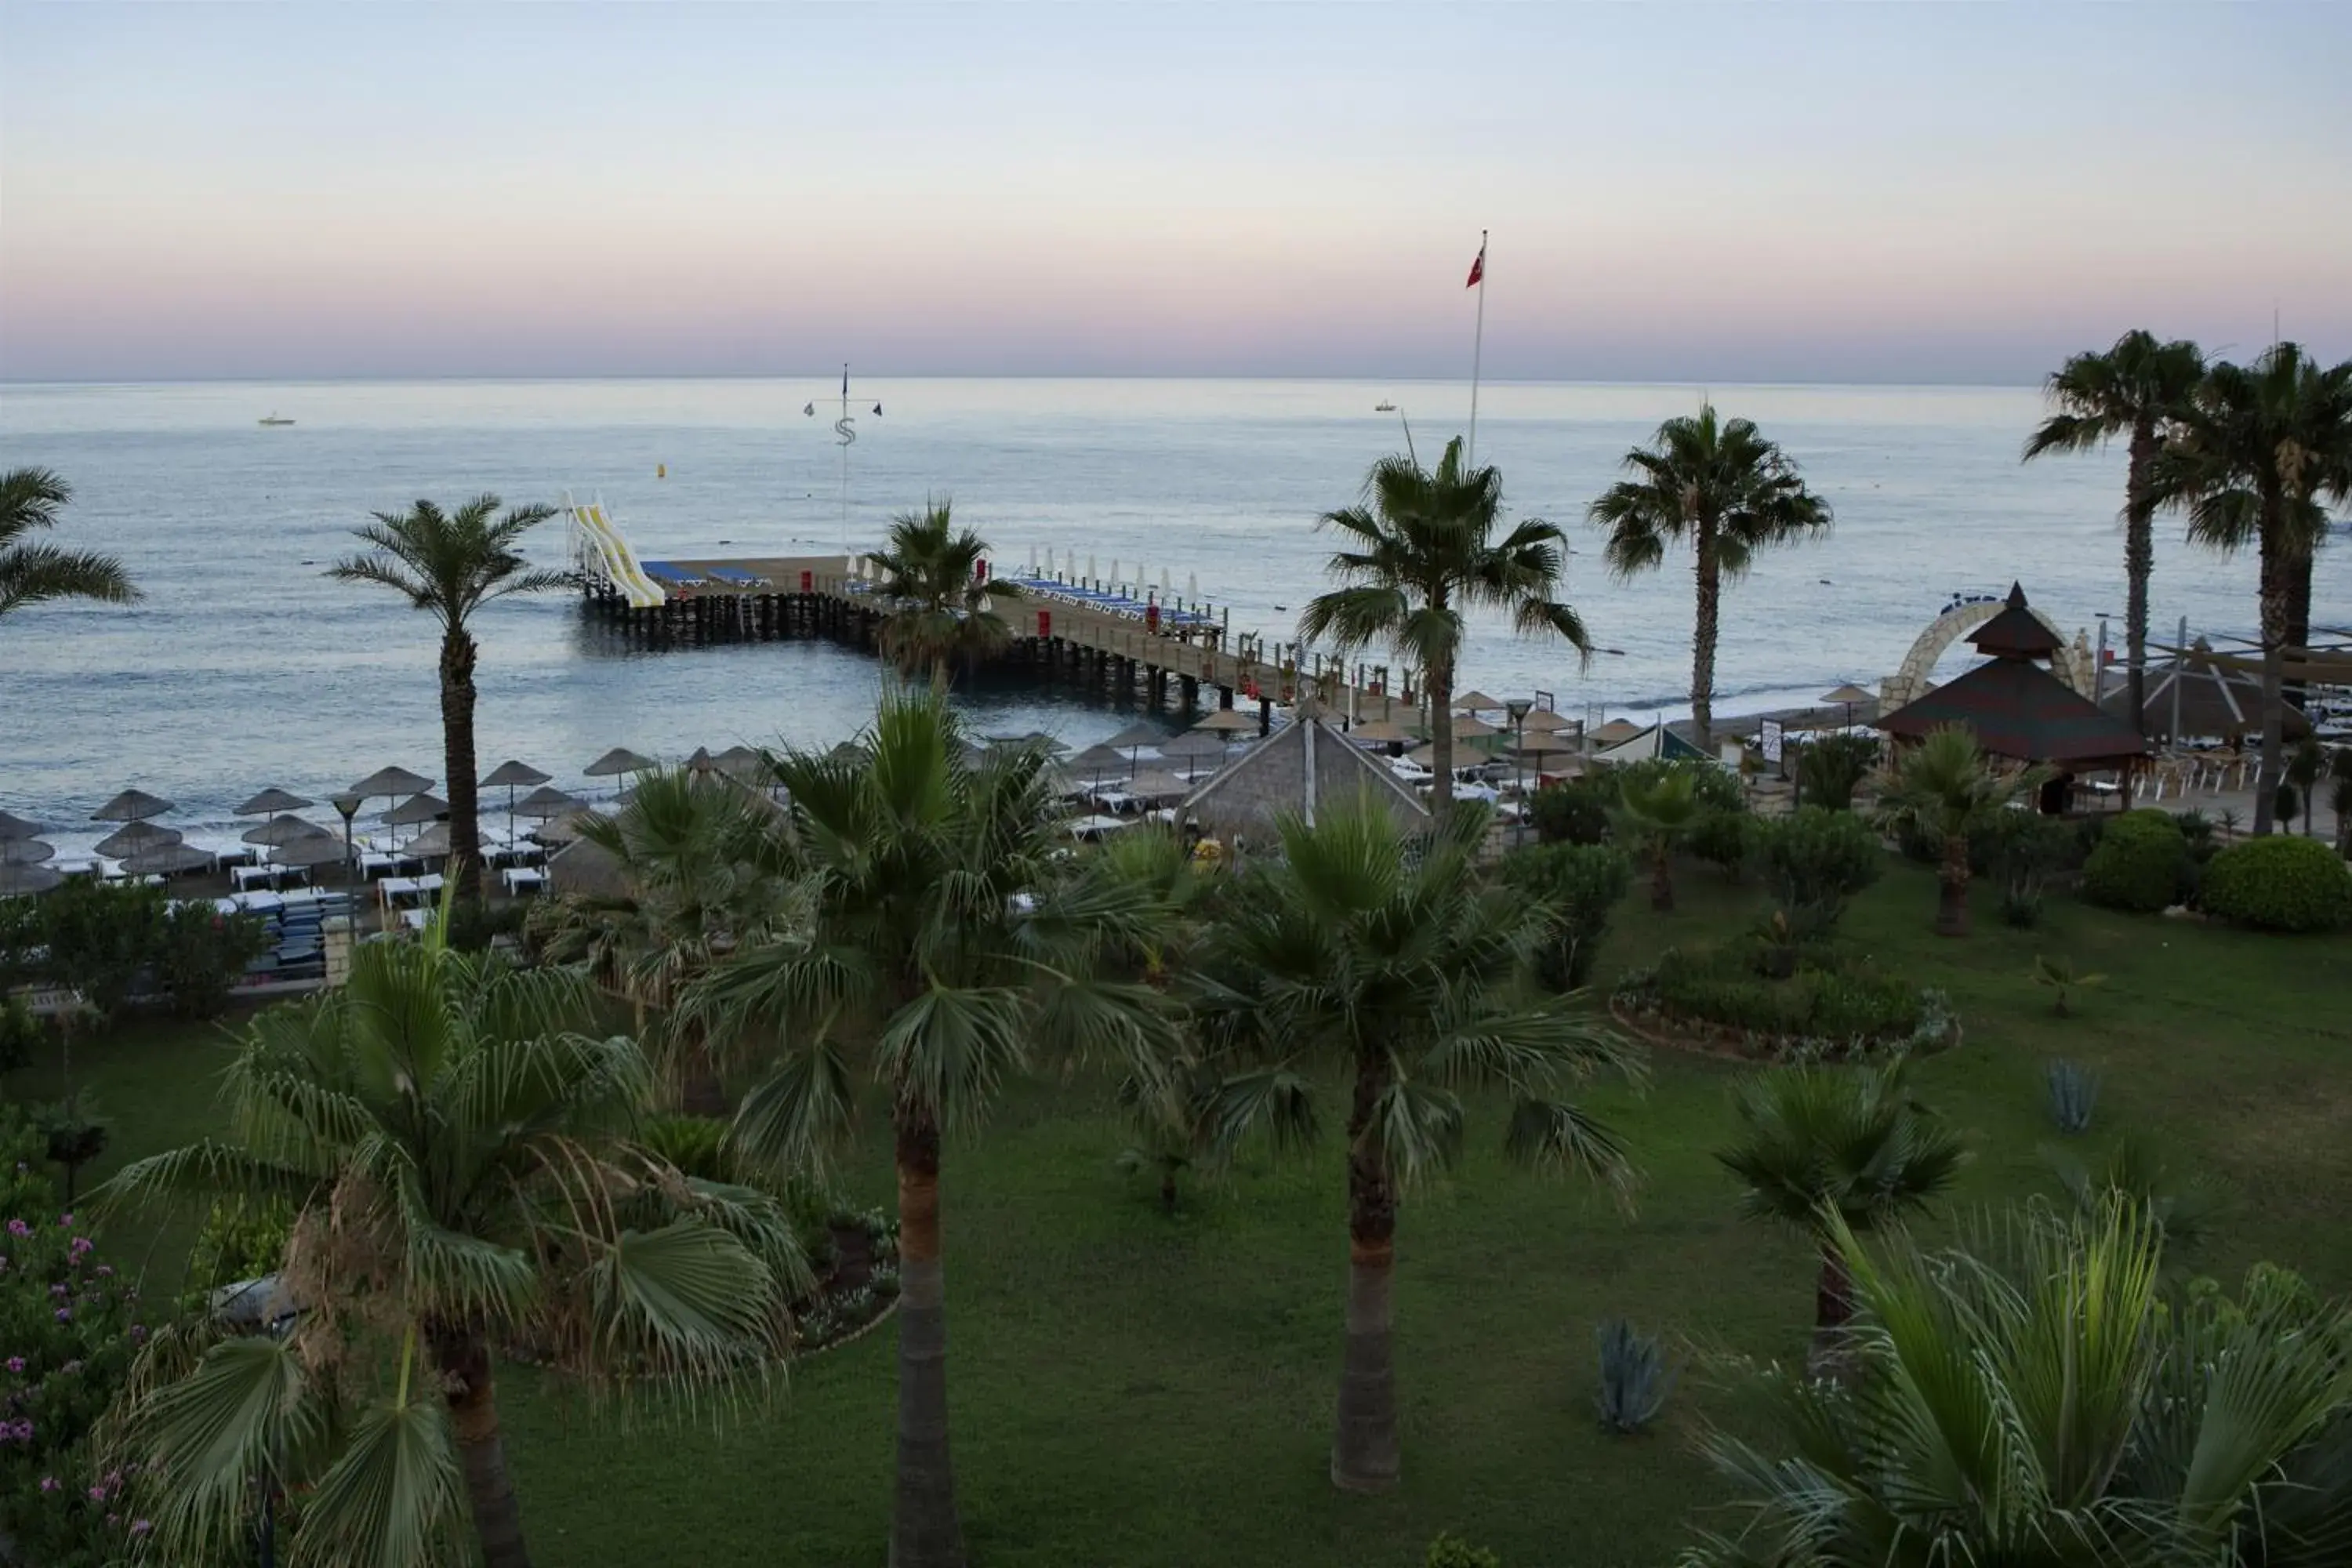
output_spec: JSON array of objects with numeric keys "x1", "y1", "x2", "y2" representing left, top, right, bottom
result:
[{"x1": 1879, "y1": 594, "x2": 2094, "y2": 710}]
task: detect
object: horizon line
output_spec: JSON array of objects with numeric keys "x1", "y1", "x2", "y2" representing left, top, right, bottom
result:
[{"x1": 0, "y1": 370, "x2": 2055, "y2": 393}]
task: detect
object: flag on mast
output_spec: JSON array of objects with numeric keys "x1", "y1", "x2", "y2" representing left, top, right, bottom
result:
[{"x1": 1466, "y1": 239, "x2": 1486, "y2": 289}]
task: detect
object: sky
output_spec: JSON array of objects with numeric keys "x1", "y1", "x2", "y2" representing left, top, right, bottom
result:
[{"x1": 3, "y1": 2, "x2": 2348, "y2": 384}]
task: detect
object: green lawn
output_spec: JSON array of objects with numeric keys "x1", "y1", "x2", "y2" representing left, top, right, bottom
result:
[{"x1": 9, "y1": 864, "x2": 2350, "y2": 1566}]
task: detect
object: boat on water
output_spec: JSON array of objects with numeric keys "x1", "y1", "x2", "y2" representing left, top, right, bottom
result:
[
  {"x1": 258, "y1": 413, "x2": 294, "y2": 426},
  {"x1": 1374, "y1": 401, "x2": 1396, "y2": 412}
]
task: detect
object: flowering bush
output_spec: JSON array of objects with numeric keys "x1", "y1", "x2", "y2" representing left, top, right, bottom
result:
[{"x1": 0, "y1": 1109, "x2": 154, "y2": 1566}]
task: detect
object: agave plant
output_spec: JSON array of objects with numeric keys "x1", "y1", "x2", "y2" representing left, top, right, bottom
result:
[
  {"x1": 2044, "y1": 1058, "x2": 2101, "y2": 1134},
  {"x1": 1594, "y1": 1318, "x2": 1675, "y2": 1435}
]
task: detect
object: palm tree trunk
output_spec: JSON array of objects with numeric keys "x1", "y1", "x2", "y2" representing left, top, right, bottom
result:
[
  {"x1": 891, "y1": 1109, "x2": 964, "y2": 1568},
  {"x1": 1806, "y1": 1243, "x2": 1855, "y2": 1380},
  {"x1": 430, "y1": 1323, "x2": 531, "y2": 1568},
  {"x1": 1690, "y1": 528, "x2": 1719, "y2": 753},
  {"x1": 441, "y1": 627, "x2": 485, "y2": 899},
  {"x1": 1935, "y1": 835, "x2": 1969, "y2": 937},
  {"x1": 1648, "y1": 845, "x2": 1675, "y2": 913},
  {"x1": 2254, "y1": 532, "x2": 2289, "y2": 835},
  {"x1": 1426, "y1": 653, "x2": 1454, "y2": 818},
  {"x1": 2123, "y1": 422, "x2": 2156, "y2": 735},
  {"x1": 1332, "y1": 1059, "x2": 1400, "y2": 1492},
  {"x1": 2284, "y1": 550, "x2": 2312, "y2": 716}
]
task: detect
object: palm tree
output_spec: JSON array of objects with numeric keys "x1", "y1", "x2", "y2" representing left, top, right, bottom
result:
[
  {"x1": 691, "y1": 691, "x2": 1174, "y2": 1568},
  {"x1": 0, "y1": 466, "x2": 140, "y2": 619},
  {"x1": 1192, "y1": 793, "x2": 1642, "y2": 1491},
  {"x1": 1301, "y1": 437, "x2": 1590, "y2": 815},
  {"x1": 1612, "y1": 768, "x2": 1703, "y2": 912},
  {"x1": 101, "y1": 910, "x2": 806, "y2": 1568},
  {"x1": 1873, "y1": 727, "x2": 2042, "y2": 935},
  {"x1": 1712, "y1": 1062, "x2": 1965, "y2": 1375},
  {"x1": 329, "y1": 495, "x2": 566, "y2": 894},
  {"x1": 1684, "y1": 1200, "x2": 2352, "y2": 1568},
  {"x1": 2154, "y1": 344, "x2": 2352, "y2": 833},
  {"x1": 530, "y1": 766, "x2": 804, "y2": 1113},
  {"x1": 868, "y1": 499, "x2": 1025, "y2": 684},
  {"x1": 2023, "y1": 332, "x2": 2207, "y2": 737},
  {"x1": 1588, "y1": 408, "x2": 1831, "y2": 751}
]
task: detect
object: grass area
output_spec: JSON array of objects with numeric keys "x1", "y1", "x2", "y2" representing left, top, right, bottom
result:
[{"x1": 9, "y1": 862, "x2": 2350, "y2": 1566}]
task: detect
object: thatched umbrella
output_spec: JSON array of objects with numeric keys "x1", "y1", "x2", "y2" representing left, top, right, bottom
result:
[
  {"x1": 1521, "y1": 708, "x2": 1573, "y2": 734},
  {"x1": 270, "y1": 833, "x2": 347, "y2": 883},
  {"x1": 1068, "y1": 744, "x2": 1131, "y2": 782},
  {"x1": 235, "y1": 787, "x2": 314, "y2": 817},
  {"x1": 712, "y1": 746, "x2": 766, "y2": 782},
  {"x1": 405, "y1": 822, "x2": 454, "y2": 860},
  {"x1": 514, "y1": 786, "x2": 586, "y2": 821},
  {"x1": 532, "y1": 811, "x2": 596, "y2": 847},
  {"x1": 92, "y1": 788, "x2": 173, "y2": 823},
  {"x1": 584, "y1": 747, "x2": 657, "y2": 778},
  {"x1": 1590, "y1": 719, "x2": 1644, "y2": 747},
  {"x1": 1451, "y1": 714, "x2": 1502, "y2": 740},
  {"x1": 1452, "y1": 689, "x2": 1501, "y2": 713},
  {"x1": 1516, "y1": 729, "x2": 1579, "y2": 757},
  {"x1": 0, "y1": 864, "x2": 63, "y2": 896},
  {"x1": 383, "y1": 793, "x2": 448, "y2": 827},
  {"x1": 243, "y1": 814, "x2": 333, "y2": 848},
  {"x1": 93, "y1": 821, "x2": 182, "y2": 859},
  {"x1": 0, "y1": 810, "x2": 44, "y2": 842},
  {"x1": 122, "y1": 844, "x2": 215, "y2": 877},
  {"x1": 480, "y1": 760, "x2": 551, "y2": 846},
  {"x1": 2, "y1": 838, "x2": 56, "y2": 866},
  {"x1": 349, "y1": 766, "x2": 434, "y2": 801},
  {"x1": 1122, "y1": 768, "x2": 1192, "y2": 802},
  {"x1": 1160, "y1": 730, "x2": 1230, "y2": 761},
  {"x1": 1192, "y1": 708, "x2": 1258, "y2": 735},
  {"x1": 1348, "y1": 719, "x2": 1414, "y2": 746},
  {"x1": 684, "y1": 746, "x2": 717, "y2": 774},
  {"x1": 1820, "y1": 683, "x2": 1876, "y2": 732}
]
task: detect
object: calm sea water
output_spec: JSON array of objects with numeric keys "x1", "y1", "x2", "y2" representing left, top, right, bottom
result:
[{"x1": 2, "y1": 376, "x2": 2328, "y2": 853}]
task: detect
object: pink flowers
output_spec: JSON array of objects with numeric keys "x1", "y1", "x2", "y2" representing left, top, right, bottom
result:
[
  {"x1": 4, "y1": 1219, "x2": 28, "y2": 1238},
  {"x1": 38, "y1": 1475, "x2": 57, "y2": 1493},
  {"x1": 0, "y1": 1418, "x2": 34, "y2": 1442},
  {"x1": 53, "y1": 1306, "x2": 71, "y2": 1323},
  {"x1": 4, "y1": 1356, "x2": 23, "y2": 1373}
]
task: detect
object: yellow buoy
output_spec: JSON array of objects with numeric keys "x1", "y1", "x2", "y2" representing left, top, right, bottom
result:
[{"x1": 656, "y1": 463, "x2": 667, "y2": 479}]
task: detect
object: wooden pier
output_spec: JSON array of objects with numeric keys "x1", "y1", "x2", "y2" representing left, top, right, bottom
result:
[{"x1": 573, "y1": 550, "x2": 1423, "y2": 733}]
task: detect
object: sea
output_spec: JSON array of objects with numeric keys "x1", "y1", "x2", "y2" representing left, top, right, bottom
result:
[{"x1": 3, "y1": 376, "x2": 2336, "y2": 858}]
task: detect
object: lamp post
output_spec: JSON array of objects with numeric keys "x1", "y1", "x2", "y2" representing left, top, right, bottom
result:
[
  {"x1": 330, "y1": 792, "x2": 362, "y2": 890},
  {"x1": 1505, "y1": 697, "x2": 1532, "y2": 846}
]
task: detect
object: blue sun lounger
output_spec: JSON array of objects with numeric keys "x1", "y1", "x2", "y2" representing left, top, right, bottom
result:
[
  {"x1": 706, "y1": 567, "x2": 768, "y2": 588},
  {"x1": 641, "y1": 561, "x2": 706, "y2": 589}
]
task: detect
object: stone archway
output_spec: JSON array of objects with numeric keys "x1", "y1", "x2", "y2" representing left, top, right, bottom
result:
[{"x1": 1880, "y1": 593, "x2": 2092, "y2": 709}]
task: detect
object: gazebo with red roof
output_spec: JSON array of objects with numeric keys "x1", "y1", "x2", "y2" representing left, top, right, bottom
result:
[{"x1": 1875, "y1": 583, "x2": 2150, "y2": 797}]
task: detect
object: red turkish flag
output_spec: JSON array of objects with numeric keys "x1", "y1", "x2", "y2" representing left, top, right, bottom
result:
[{"x1": 1465, "y1": 244, "x2": 1485, "y2": 289}]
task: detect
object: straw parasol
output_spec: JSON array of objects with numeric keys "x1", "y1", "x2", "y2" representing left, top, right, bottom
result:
[
  {"x1": 240, "y1": 814, "x2": 327, "y2": 848},
  {"x1": 481, "y1": 760, "x2": 553, "y2": 844},
  {"x1": 1590, "y1": 719, "x2": 1644, "y2": 746},
  {"x1": 1452, "y1": 714, "x2": 1502, "y2": 740},
  {"x1": 532, "y1": 811, "x2": 597, "y2": 846},
  {"x1": 383, "y1": 793, "x2": 448, "y2": 827},
  {"x1": 0, "y1": 864, "x2": 64, "y2": 896},
  {"x1": 270, "y1": 835, "x2": 346, "y2": 875},
  {"x1": 0, "y1": 811, "x2": 44, "y2": 842},
  {"x1": 349, "y1": 766, "x2": 434, "y2": 801},
  {"x1": 1820, "y1": 683, "x2": 1876, "y2": 731},
  {"x1": 1193, "y1": 708, "x2": 1258, "y2": 735},
  {"x1": 2, "y1": 839, "x2": 55, "y2": 866},
  {"x1": 1452, "y1": 690, "x2": 1500, "y2": 712},
  {"x1": 1515, "y1": 729, "x2": 1579, "y2": 756},
  {"x1": 93, "y1": 821, "x2": 182, "y2": 859},
  {"x1": 1105, "y1": 721, "x2": 1167, "y2": 750},
  {"x1": 1403, "y1": 742, "x2": 1439, "y2": 767},
  {"x1": 405, "y1": 823, "x2": 454, "y2": 859},
  {"x1": 684, "y1": 746, "x2": 717, "y2": 774},
  {"x1": 1122, "y1": 768, "x2": 1192, "y2": 801},
  {"x1": 514, "y1": 786, "x2": 587, "y2": 821},
  {"x1": 1348, "y1": 719, "x2": 1414, "y2": 744},
  {"x1": 1521, "y1": 708, "x2": 1573, "y2": 733},
  {"x1": 712, "y1": 746, "x2": 766, "y2": 782},
  {"x1": 1068, "y1": 744, "x2": 1131, "y2": 780},
  {"x1": 122, "y1": 844, "x2": 214, "y2": 877},
  {"x1": 235, "y1": 786, "x2": 313, "y2": 817},
  {"x1": 1159, "y1": 730, "x2": 1231, "y2": 760},
  {"x1": 584, "y1": 747, "x2": 658, "y2": 778},
  {"x1": 92, "y1": 788, "x2": 173, "y2": 823}
]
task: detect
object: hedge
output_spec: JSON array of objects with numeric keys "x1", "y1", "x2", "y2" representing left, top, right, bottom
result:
[
  {"x1": 2080, "y1": 809, "x2": 2187, "y2": 914},
  {"x1": 2199, "y1": 834, "x2": 2352, "y2": 932}
]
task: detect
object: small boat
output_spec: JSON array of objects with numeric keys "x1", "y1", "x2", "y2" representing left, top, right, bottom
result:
[
  {"x1": 258, "y1": 412, "x2": 294, "y2": 426},
  {"x1": 1374, "y1": 401, "x2": 1396, "y2": 412}
]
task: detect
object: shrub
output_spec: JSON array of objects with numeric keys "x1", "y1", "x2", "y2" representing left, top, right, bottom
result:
[
  {"x1": 1756, "y1": 807, "x2": 1882, "y2": 920},
  {"x1": 1594, "y1": 1318, "x2": 1675, "y2": 1435},
  {"x1": 0, "y1": 996, "x2": 41, "y2": 1074},
  {"x1": 1627, "y1": 944, "x2": 1935, "y2": 1054},
  {"x1": 1426, "y1": 1534, "x2": 1504, "y2": 1568},
  {"x1": 2079, "y1": 809, "x2": 2188, "y2": 914},
  {"x1": 641, "y1": 1113, "x2": 742, "y2": 1182},
  {"x1": 32, "y1": 880, "x2": 166, "y2": 1025},
  {"x1": 1499, "y1": 843, "x2": 1632, "y2": 992},
  {"x1": 1688, "y1": 808, "x2": 1751, "y2": 881},
  {"x1": 2045, "y1": 1059, "x2": 2100, "y2": 1135},
  {"x1": 187, "y1": 1195, "x2": 298, "y2": 1293},
  {"x1": 2200, "y1": 835, "x2": 2352, "y2": 932},
  {"x1": 1527, "y1": 775, "x2": 1613, "y2": 846},
  {"x1": 1795, "y1": 733, "x2": 1881, "y2": 810},
  {"x1": 1617, "y1": 757, "x2": 1744, "y2": 815},
  {"x1": 155, "y1": 902, "x2": 268, "y2": 1019},
  {"x1": 0, "y1": 1109, "x2": 155, "y2": 1568}
]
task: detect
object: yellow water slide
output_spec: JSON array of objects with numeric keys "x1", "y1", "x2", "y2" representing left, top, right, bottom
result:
[{"x1": 564, "y1": 494, "x2": 666, "y2": 608}]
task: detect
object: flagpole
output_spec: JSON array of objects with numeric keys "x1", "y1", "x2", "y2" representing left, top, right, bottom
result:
[{"x1": 1467, "y1": 229, "x2": 1487, "y2": 467}]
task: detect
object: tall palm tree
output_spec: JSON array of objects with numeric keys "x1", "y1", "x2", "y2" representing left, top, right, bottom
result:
[
  {"x1": 330, "y1": 495, "x2": 566, "y2": 894},
  {"x1": 868, "y1": 499, "x2": 1025, "y2": 685},
  {"x1": 691, "y1": 691, "x2": 1174, "y2": 1568},
  {"x1": 1193, "y1": 794, "x2": 1642, "y2": 1492},
  {"x1": 1712, "y1": 1062, "x2": 1965, "y2": 1375},
  {"x1": 1301, "y1": 437, "x2": 1590, "y2": 815},
  {"x1": 2154, "y1": 344, "x2": 2352, "y2": 833},
  {"x1": 1612, "y1": 768, "x2": 1703, "y2": 912},
  {"x1": 1588, "y1": 407, "x2": 1831, "y2": 750},
  {"x1": 1685, "y1": 1200, "x2": 2352, "y2": 1568},
  {"x1": 100, "y1": 909, "x2": 806, "y2": 1568},
  {"x1": 530, "y1": 766, "x2": 804, "y2": 1113},
  {"x1": 0, "y1": 466, "x2": 140, "y2": 619},
  {"x1": 1872, "y1": 727, "x2": 2042, "y2": 935}
]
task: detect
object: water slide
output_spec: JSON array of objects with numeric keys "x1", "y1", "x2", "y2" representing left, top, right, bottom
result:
[{"x1": 563, "y1": 492, "x2": 666, "y2": 608}]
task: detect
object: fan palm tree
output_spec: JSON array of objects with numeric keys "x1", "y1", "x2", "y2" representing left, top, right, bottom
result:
[
  {"x1": 530, "y1": 766, "x2": 804, "y2": 1113},
  {"x1": 1872, "y1": 726, "x2": 2042, "y2": 935},
  {"x1": 2023, "y1": 332, "x2": 2207, "y2": 737},
  {"x1": 2153, "y1": 344, "x2": 2352, "y2": 833},
  {"x1": 1588, "y1": 408, "x2": 1832, "y2": 751},
  {"x1": 691, "y1": 690, "x2": 1176, "y2": 1568},
  {"x1": 0, "y1": 466, "x2": 140, "y2": 620},
  {"x1": 1684, "y1": 1200, "x2": 2352, "y2": 1568},
  {"x1": 99, "y1": 909, "x2": 807, "y2": 1568},
  {"x1": 868, "y1": 499, "x2": 1025, "y2": 685},
  {"x1": 1612, "y1": 768, "x2": 1704, "y2": 912},
  {"x1": 1300, "y1": 437, "x2": 1590, "y2": 815},
  {"x1": 329, "y1": 495, "x2": 566, "y2": 894},
  {"x1": 1192, "y1": 793, "x2": 1642, "y2": 1492},
  {"x1": 1713, "y1": 1062, "x2": 1965, "y2": 1375}
]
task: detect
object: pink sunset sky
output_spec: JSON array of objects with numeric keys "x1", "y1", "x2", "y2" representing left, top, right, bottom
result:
[{"x1": 3, "y1": 2, "x2": 2347, "y2": 383}]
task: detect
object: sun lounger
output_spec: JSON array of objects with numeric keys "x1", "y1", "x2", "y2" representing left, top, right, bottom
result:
[
  {"x1": 706, "y1": 567, "x2": 769, "y2": 589},
  {"x1": 641, "y1": 561, "x2": 706, "y2": 589},
  {"x1": 502, "y1": 866, "x2": 548, "y2": 895}
]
